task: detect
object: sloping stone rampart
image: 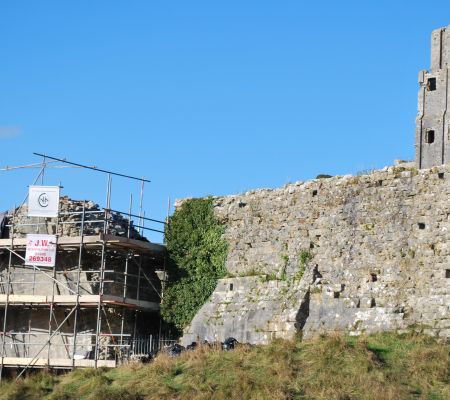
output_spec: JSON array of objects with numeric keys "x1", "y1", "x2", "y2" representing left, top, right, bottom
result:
[{"x1": 182, "y1": 164, "x2": 450, "y2": 344}]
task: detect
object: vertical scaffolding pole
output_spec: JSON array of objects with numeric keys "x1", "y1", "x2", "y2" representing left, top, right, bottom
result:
[
  {"x1": 41, "y1": 156, "x2": 46, "y2": 185},
  {"x1": 132, "y1": 254, "x2": 143, "y2": 352},
  {"x1": 0, "y1": 209, "x2": 15, "y2": 381},
  {"x1": 119, "y1": 194, "x2": 132, "y2": 356},
  {"x1": 47, "y1": 214, "x2": 59, "y2": 365},
  {"x1": 138, "y1": 178, "x2": 144, "y2": 236},
  {"x1": 158, "y1": 254, "x2": 167, "y2": 348},
  {"x1": 95, "y1": 174, "x2": 111, "y2": 368},
  {"x1": 71, "y1": 202, "x2": 85, "y2": 367}
]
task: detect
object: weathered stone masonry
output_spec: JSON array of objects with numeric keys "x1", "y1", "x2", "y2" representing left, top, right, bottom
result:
[
  {"x1": 417, "y1": 24, "x2": 450, "y2": 168},
  {"x1": 182, "y1": 164, "x2": 450, "y2": 345}
]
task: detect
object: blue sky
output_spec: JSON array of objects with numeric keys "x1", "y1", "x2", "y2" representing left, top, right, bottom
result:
[{"x1": 1, "y1": 1, "x2": 449, "y2": 242}]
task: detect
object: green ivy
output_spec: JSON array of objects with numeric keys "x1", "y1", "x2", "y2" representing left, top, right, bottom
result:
[{"x1": 161, "y1": 198, "x2": 228, "y2": 331}]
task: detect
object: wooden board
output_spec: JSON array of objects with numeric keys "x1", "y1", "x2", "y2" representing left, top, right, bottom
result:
[
  {"x1": 0, "y1": 294, "x2": 159, "y2": 311},
  {"x1": 1, "y1": 357, "x2": 116, "y2": 368},
  {"x1": 0, "y1": 234, "x2": 165, "y2": 253}
]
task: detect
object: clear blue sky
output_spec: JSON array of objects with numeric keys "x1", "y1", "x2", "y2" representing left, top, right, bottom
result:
[{"x1": 1, "y1": 1, "x2": 449, "y2": 242}]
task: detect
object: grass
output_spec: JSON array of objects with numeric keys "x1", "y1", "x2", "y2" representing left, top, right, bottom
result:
[{"x1": 0, "y1": 332, "x2": 449, "y2": 400}]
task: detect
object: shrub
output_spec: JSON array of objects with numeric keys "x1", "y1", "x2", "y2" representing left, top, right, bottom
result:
[
  {"x1": 316, "y1": 174, "x2": 333, "y2": 179},
  {"x1": 161, "y1": 198, "x2": 228, "y2": 331}
]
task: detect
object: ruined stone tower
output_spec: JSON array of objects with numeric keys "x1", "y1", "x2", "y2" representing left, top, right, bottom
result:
[{"x1": 416, "y1": 26, "x2": 450, "y2": 168}]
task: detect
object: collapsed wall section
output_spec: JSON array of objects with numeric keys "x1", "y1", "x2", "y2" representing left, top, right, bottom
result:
[{"x1": 182, "y1": 164, "x2": 450, "y2": 344}]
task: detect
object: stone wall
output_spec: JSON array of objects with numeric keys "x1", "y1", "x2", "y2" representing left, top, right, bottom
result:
[{"x1": 182, "y1": 163, "x2": 450, "y2": 345}]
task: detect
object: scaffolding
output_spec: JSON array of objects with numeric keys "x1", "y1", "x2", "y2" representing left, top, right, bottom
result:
[{"x1": 0, "y1": 155, "x2": 171, "y2": 378}]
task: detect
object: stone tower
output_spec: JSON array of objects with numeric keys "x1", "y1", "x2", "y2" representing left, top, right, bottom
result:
[{"x1": 416, "y1": 26, "x2": 450, "y2": 169}]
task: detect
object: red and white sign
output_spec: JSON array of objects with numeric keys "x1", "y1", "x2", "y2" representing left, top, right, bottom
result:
[{"x1": 25, "y1": 234, "x2": 57, "y2": 267}]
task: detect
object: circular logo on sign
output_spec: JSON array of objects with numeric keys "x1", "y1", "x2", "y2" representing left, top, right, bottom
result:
[{"x1": 38, "y1": 193, "x2": 49, "y2": 208}]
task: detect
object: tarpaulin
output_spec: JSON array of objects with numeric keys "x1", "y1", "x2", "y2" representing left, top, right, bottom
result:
[{"x1": 0, "y1": 211, "x2": 7, "y2": 238}]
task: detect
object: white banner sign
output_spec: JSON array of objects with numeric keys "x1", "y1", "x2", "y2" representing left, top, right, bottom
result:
[
  {"x1": 25, "y1": 234, "x2": 57, "y2": 267},
  {"x1": 28, "y1": 186, "x2": 60, "y2": 217}
]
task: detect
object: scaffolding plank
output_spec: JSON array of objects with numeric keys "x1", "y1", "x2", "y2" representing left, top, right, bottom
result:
[
  {"x1": 0, "y1": 234, "x2": 165, "y2": 253},
  {"x1": 1, "y1": 357, "x2": 116, "y2": 368},
  {"x1": 103, "y1": 295, "x2": 160, "y2": 311},
  {"x1": 100, "y1": 234, "x2": 166, "y2": 253},
  {"x1": 0, "y1": 294, "x2": 159, "y2": 310},
  {"x1": 0, "y1": 236, "x2": 99, "y2": 247}
]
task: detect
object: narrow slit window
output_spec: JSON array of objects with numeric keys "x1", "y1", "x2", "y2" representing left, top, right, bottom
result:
[
  {"x1": 427, "y1": 77, "x2": 437, "y2": 91},
  {"x1": 425, "y1": 130, "x2": 435, "y2": 144},
  {"x1": 446, "y1": 270, "x2": 450, "y2": 279},
  {"x1": 229, "y1": 283, "x2": 234, "y2": 291},
  {"x1": 312, "y1": 190, "x2": 318, "y2": 197}
]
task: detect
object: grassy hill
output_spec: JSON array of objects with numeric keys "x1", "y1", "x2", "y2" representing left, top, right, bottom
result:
[{"x1": 1, "y1": 332, "x2": 449, "y2": 400}]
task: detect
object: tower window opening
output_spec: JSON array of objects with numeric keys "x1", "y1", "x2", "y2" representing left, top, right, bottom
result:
[
  {"x1": 427, "y1": 77, "x2": 437, "y2": 91},
  {"x1": 425, "y1": 130, "x2": 435, "y2": 144}
]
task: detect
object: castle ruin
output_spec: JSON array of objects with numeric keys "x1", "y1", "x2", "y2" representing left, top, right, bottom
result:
[
  {"x1": 417, "y1": 26, "x2": 450, "y2": 168},
  {"x1": 182, "y1": 25, "x2": 450, "y2": 345}
]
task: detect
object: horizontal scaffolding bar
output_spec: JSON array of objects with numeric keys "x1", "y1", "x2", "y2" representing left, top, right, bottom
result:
[
  {"x1": 33, "y1": 153, "x2": 151, "y2": 183},
  {"x1": 105, "y1": 208, "x2": 166, "y2": 225}
]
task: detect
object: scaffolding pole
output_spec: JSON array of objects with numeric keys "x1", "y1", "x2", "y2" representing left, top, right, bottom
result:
[
  {"x1": 47, "y1": 214, "x2": 59, "y2": 366},
  {"x1": 0, "y1": 165, "x2": 166, "y2": 373},
  {"x1": 119, "y1": 194, "x2": 133, "y2": 355},
  {"x1": 72, "y1": 202, "x2": 85, "y2": 368},
  {"x1": 94, "y1": 174, "x2": 111, "y2": 368},
  {"x1": 158, "y1": 254, "x2": 167, "y2": 347},
  {"x1": 130, "y1": 257, "x2": 161, "y2": 299},
  {"x1": 0, "y1": 210, "x2": 14, "y2": 382},
  {"x1": 33, "y1": 153, "x2": 151, "y2": 183},
  {"x1": 132, "y1": 254, "x2": 143, "y2": 353},
  {"x1": 16, "y1": 306, "x2": 77, "y2": 380}
]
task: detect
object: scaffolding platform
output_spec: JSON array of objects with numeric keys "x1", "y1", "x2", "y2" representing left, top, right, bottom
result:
[
  {"x1": 0, "y1": 155, "x2": 177, "y2": 380},
  {"x1": 0, "y1": 294, "x2": 159, "y2": 310},
  {"x1": 0, "y1": 234, "x2": 166, "y2": 253},
  {"x1": 0, "y1": 200, "x2": 168, "y2": 377},
  {"x1": 1, "y1": 357, "x2": 116, "y2": 369}
]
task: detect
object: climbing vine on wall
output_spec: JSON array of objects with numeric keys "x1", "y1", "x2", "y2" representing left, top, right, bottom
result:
[{"x1": 161, "y1": 197, "x2": 228, "y2": 332}]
